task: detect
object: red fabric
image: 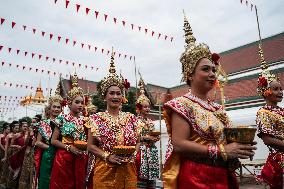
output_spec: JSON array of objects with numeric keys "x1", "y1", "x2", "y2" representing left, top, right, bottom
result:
[
  {"x1": 136, "y1": 150, "x2": 141, "y2": 177},
  {"x1": 34, "y1": 147, "x2": 43, "y2": 178},
  {"x1": 50, "y1": 149, "x2": 88, "y2": 189},
  {"x1": 260, "y1": 153, "x2": 283, "y2": 188},
  {"x1": 9, "y1": 135, "x2": 26, "y2": 170},
  {"x1": 178, "y1": 160, "x2": 239, "y2": 189}
]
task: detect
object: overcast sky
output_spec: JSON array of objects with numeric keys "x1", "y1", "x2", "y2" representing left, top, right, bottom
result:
[{"x1": 1, "y1": 0, "x2": 284, "y2": 120}]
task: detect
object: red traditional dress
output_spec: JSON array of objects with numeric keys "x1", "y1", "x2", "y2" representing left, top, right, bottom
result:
[
  {"x1": 162, "y1": 91, "x2": 239, "y2": 189},
  {"x1": 33, "y1": 122, "x2": 43, "y2": 182},
  {"x1": 86, "y1": 111, "x2": 139, "y2": 189},
  {"x1": 256, "y1": 105, "x2": 284, "y2": 189},
  {"x1": 50, "y1": 113, "x2": 88, "y2": 189}
]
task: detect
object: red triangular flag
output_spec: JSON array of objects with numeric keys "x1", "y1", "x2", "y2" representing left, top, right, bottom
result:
[
  {"x1": 1, "y1": 62, "x2": 4, "y2": 66},
  {"x1": 107, "y1": 50, "x2": 110, "y2": 55},
  {"x1": 46, "y1": 56, "x2": 49, "y2": 61},
  {"x1": 66, "y1": 38, "x2": 69, "y2": 44},
  {"x1": 54, "y1": 0, "x2": 58, "y2": 4},
  {"x1": 95, "y1": 11, "x2": 99, "y2": 19},
  {"x1": 22, "y1": 25, "x2": 26, "y2": 30},
  {"x1": 35, "y1": 68, "x2": 38, "y2": 72},
  {"x1": 24, "y1": 52, "x2": 28, "y2": 56},
  {"x1": 8, "y1": 48, "x2": 12, "y2": 53},
  {"x1": 130, "y1": 56, "x2": 132, "y2": 61},
  {"x1": 0, "y1": 18, "x2": 5, "y2": 25},
  {"x1": 16, "y1": 49, "x2": 20, "y2": 54},
  {"x1": 39, "y1": 54, "x2": 42, "y2": 59},
  {"x1": 16, "y1": 65, "x2": 19, "y2": 68},
  {"x1": 47, "y1": 70, "x2": 50, "y2": 74},
  {"x1": 122, "y1": 20, "x2": 126, "y2": 26},
  {"x1": 170, "y1": 37, "x2": 173, "y2": 42},
  {"x1": 9, "y1": 63, "x2": 11, "y2": 67},
  {"x1": 158, "y1": 33, "x2": 161, "y2": 39},
  {"x1": 104, "y1": 14, "x2": 108, "y2": 21},
  {"x1": 81, "y1": 43, "x2": 84, "y2": 48},
  {"x1": 86, "y1": 8, "x2": 90, "y2": 15},
  {"x1": 66, "y1": 61, "x2": 69, "y2": 65},
  {"x1": 76, "y1": 4, "x2": 80, "y2": 12},
  {"x1": 101, "y1": 48, "x2": 104, "y2": 53},
  {"x1": 59, "y1": 59, "x2": 62, "y2": 63},
  {"x1": 41, "y1": 31, "x2": 45, "y2": 37},
  {"x1": 164, "y1": 35, "x2": 168, "y2": 40},
  {"x1": 32, "y1": 28, "x2": 36, "y2": 34},
  {"x1": 54, "y1": 72, "x2": 56, "y2": 76},
  {"x1": 113, "y1": 18, "x2": 117, "y2": 24},
  {"x1": 11, "y1": 22, "x2": 16, "y2": 28},
  {"x1": 94, "y1": 47, "x2": 98, "y2": 52},
  {"x1": 53, "y1": 58, "x2": 56, "y2": 62},
  {"x1": 57, "y1": 36, "x2": 61, "y2": 42},
  {"x1": 50, "y1": 34, "x2": 53, "y2": 40},
  {"x1": 151, "y1": 31, "x2": 155, "y2": 36},
  {"x1": 41, "y1": 69, "x2": 44, "y2": 73},
  {"x1": 124, "y1": 55, "x2": 127, "y2": 59},
  {"x1": 85, "y1": 65, "x2": 87, "y2": 69},
  {"x1": 251, "y1": 4, "x2": 253, "y2": 11},
  {"x1": 79, "y1": 64, "x2": 81, "y2": 67},
  {"x1": 88, "y1": 44, "x2": 91, "y2": 50},
  {"x1": 22, "y1": 66, "x2": 26, "y2": 70},
  {"x1": 72, "y1": 62, "x2": 75, "y2": 66},
  {"x1": 145, "y1": 28, "x2": 148, "y2": 34},
  {"x1": 131, "y1": 24, "x2": 134, "y2": 30},
  {"x1": 0, "y1": 46, "x2": 3, "y2": 51},
  {"x1": 240, "y1": 0, "x2": 243, "y2": 3},
  {"x1": 65, "y1": 0, "x2": 70, "y2": 8},
  {"x1": 73, "y1": 40, "x2": 77, "y2": 46},
  {"x1": 246, "y1": 0, "x2": 248, "y2": 6},
  {"x1": 32, "y1": 53, "x2": 35, "y2": 58},
  {"x1": 138, "y1": 26, "x2": 141, "y2": 31},
  {"x1": 29, "y1": 67, "x2": 32, "y2": 71},
  {"x1": 119, "y1": 53, "x2": 121, "y2": 58},
  {"x1": 96, "y1": 67, "x2": 99, "y2": 71},
  {"x1": 91, "y1": 66, "x2": 94, "y2": 70}
]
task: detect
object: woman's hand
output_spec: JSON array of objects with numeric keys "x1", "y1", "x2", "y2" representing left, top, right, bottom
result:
[
  {"x1": 69, "y1": 145, "x2": 82, "y2": 156},
  {"x1": 143, "y1": 135, "x2": 160, "y2": 143},
  {"x1": 107, "y1": 154, "x2": 128, "y2": 165},
  {"x1": 225, "y1": 142, "x2": 257, "y2": 159}
]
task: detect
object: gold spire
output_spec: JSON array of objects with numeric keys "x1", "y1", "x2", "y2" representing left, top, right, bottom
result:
[
  {"x1": 136, "y1": 72, "x2": 150, "y2": 105},
  {"x1": 67, "y1": 72, "x2": 83, "y2": 101}
]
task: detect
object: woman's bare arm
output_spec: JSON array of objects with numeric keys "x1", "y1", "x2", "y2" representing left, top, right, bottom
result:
[{"x1": 35, "y1": 133, "x2": 49, "y2": 150}]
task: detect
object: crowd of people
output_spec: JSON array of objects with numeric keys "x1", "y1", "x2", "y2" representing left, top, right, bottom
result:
[{"x1": 0, "y1": 13, "x2": 283, "y2": 189}]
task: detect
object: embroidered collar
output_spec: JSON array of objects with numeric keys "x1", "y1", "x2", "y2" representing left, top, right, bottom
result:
[{"x1": 184, "y1": 90, "x2": 221, "y2": 112}]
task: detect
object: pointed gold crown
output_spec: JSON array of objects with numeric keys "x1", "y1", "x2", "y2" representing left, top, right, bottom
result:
[
  {"x1": 67, "y1": 73, "x2": 84, "y2": 101},
  {"x1": 136, "y1": 73, "x2": 150, "y2": 105},
  {"x1": 180, "y1": 11, "x2": 212, "y2": 82},
  {"x1": 257, "y1": 43, "x2": 278, "y2": 95},
  {"x1": 100, "y1": 51, "x2": 124, "y2": 96},
  {"x1": 48, "y1": 80, "x2": 63, "y2": 105}
]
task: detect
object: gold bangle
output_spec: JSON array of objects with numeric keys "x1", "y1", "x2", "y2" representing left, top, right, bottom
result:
[
  {"x1": 219, "y1": 144, "x2": 227, "y2": 161},
  {"x1": 102, "y1": 151, "x2": 110, "y2": 162}
]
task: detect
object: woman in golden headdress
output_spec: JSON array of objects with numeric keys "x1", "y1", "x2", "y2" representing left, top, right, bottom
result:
[
  {"x1": 135, "y1": 75, "x2": 160, "y2": 189},
  {"x1": 35, "y1": 82, "x2": 63, "y2": 189},
  {"x1": 255, "y1": 45, "x2": 284, "y2": 189},
  {"x1": 50, "y1": 73, "x2": 88, "y2": 189},
  {"x1": 86, "y1": 53, "x2": 140, "y2": 189},
  {"x1": 162, "y1": 13, "x2": 257, "y2": 189}
]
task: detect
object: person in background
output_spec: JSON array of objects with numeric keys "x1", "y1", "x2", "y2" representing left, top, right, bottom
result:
[
  {"x1": 135, "y1": 76, "x2": 160, "y2": 189},
  {"x1": 35, "y1": 83, "x2": 63, "y2": 189},
  {"x1": 256, "y1": 44, "x2": 284, "y2": 189},
  {"x1": 50, "y1": 73, "x2": 88, "y2": 189}
]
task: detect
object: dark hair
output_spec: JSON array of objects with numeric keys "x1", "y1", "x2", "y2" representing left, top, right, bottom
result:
[
  {"x1": 2, "y1": 122, "x2": 9, "y2": 129},
  {"x1": 19, "y1": 118, "x2": 28, "y2": 125},
  {"x1": 9, "y1": 121, "x2": 19, "y2": 130},
  {"x1": 34, "y1": 114, "x2": 42, "y2": 121}
]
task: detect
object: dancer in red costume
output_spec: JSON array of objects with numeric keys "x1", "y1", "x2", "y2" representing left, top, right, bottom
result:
[
  {"x1": 256, "y1": 43, "x2": 284, "y2": 189},
  {"x1": 50, "y1": 73, "x2": 89, "y2": 189},
  {"x1": 162, "y1": 13, "x2": 256, "y2": 189}
]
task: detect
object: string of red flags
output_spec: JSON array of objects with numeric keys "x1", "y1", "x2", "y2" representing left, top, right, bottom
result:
[
  {"x1": 0, "y1": 44, "x2": 100, "y2": 72},
  {"x1": 52, "y1": 0, "x2": 174, "y2": 43},
  {"x1": 0, "y1": 95, "x2": 24, "y2": 100},
  {"x1": 0, "y1": 81, "x2": 49, "y2": 91},
  {"x1": 239, "y1": 0, "x2": 257, "y2": 12},
  {"x1": 0, "y1": 17, "x2": 135, "y2": 61},
  {"x1": 0, "y1": 60, "x2": 70, "y2": 78}
]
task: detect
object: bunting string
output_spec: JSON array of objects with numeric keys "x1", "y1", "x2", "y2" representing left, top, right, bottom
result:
[
  {"x1": 0, "y1": 44, "x2": 100, "y2": 72},
  {"x1": 0, "y1": 17, "x2": 135, "y2": 61},
  {"x1": 239, "y1": 0, "x2": 257, "y2": 12},
  {"x1": 52, "y1": 0, "x2": 174, "y2": 43},
  {"x1": 0, "y1": 81, "x2": 49, "y2": 91}
]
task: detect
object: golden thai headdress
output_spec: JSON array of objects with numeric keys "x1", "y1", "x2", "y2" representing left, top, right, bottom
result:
[
  {"x1": 67, "y1": 73, "x2": 84, "y2": 102},
  {"x1": 136, "y1": 73, "x2": 150, "y2": 105},
  {"x1": 48, "y1": 81, "x2": 63, "y2": 105},
  {"x1": 257, "y1": 44, "x2": 279, "y2": 96},
  {"x1": 180, "y1": 11, "x2": 212, "y2": 82},
  {"x1": 100, "y1": 51, "x2": 124, "y2": 96},
  {"x1": 255, "y1": 8, "x2": 279, "y2": 96}
]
